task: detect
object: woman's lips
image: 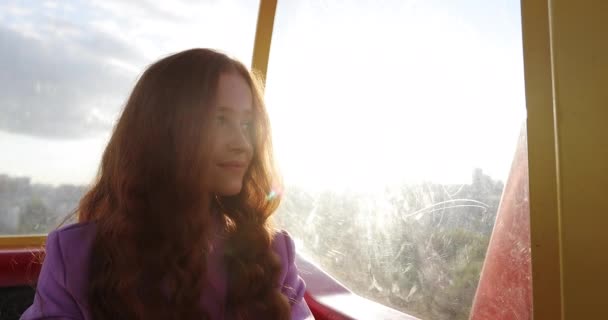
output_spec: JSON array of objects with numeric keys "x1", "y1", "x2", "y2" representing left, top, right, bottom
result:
[{"x1": 217, "y1": 161, "x2": 247, "y2": 170}]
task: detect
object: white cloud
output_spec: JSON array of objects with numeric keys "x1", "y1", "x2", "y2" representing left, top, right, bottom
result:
[{"x1": 0, "y1": 0, "x2": 258, "y2": 184}]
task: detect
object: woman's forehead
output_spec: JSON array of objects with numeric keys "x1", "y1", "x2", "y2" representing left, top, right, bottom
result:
[{"x1": 214, "y1": 72, "x2": 253, "y2": 113}]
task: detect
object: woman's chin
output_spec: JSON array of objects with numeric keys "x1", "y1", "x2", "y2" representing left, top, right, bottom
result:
[{"x1": 216, "y1": 184, "x2": 243, "y2": 197}]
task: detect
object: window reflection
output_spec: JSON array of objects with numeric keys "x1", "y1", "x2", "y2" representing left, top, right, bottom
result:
[{"x1": 265, "y1": 0, "x2": 527, "y2": 318}]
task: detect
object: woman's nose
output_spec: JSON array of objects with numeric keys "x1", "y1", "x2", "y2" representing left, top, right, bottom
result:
[{"x1": 228, "y1": 125, "x2": 252, "y2": 153}]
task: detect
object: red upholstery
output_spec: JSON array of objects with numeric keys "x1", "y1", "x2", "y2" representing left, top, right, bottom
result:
[
  {"x1": 305, "y1": 291, "x2": 351, "y2": 320},
  {"x1": 296, "y1": 255, "x2": 419, "y2": 320},
  {"x1": 0, "y1": 248, "x2": 43, "y2": 288}
]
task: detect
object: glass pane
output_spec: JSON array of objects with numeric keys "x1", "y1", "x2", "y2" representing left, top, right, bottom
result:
[
  {"x1": 0, "y1": 0, "x2": 259, "y2": 235},
  {"x1": 265, "y1": 0, "x2": 527, "y2": 319}
]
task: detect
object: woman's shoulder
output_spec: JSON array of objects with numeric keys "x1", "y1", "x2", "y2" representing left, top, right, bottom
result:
[
  {"x1": 23, "y1": 221, "x2": 98, "y2": 318},
  {"x1": 48, "y1": 221, "x2": 97, "y2": 254},
  {"x1": 271, "y1": 229, "x2": 296, "y2": 264},
  {"x1": 270, "y1": 229, "x2": 313, "y2": 318},
  {"x1": 51, "y1": 220, "x2": 97, "y2": 237},
  {"x1": 44, "y1": 221, "x2": 97, "y2": 291},
  {"x1": 270, "y1": 229, "x2": 299, "y2": 286}
]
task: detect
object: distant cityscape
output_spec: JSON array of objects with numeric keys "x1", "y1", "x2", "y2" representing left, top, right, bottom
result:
[{"x1": 0, "y1": 174, "x2": 86, "y2": 234}]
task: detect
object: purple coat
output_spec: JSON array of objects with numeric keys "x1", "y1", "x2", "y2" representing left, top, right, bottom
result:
[{"x1": 20, "y1": 222, "x2": 314, "y2": 319}]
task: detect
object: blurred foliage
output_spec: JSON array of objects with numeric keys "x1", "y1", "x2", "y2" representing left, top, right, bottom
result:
[{"x1": 275, "y1": 168, "x2": 503, "y2": 320}]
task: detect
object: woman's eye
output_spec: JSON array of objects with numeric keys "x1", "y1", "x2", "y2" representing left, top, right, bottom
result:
[
  {"x1": 241, "y1": 121, "x2": 252, "y2": 130},
  {"x1": 215, "y1": 115, "x2": 227, "y2": 125}
]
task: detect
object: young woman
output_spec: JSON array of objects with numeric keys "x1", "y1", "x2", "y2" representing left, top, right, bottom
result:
[{"x1": 21, "y1": 49, "x2": 313, "y2": 320}]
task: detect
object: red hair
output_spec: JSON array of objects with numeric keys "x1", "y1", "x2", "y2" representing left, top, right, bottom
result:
[{"x1": 77, "y1": 49, "x2": 289, "y2": 319}]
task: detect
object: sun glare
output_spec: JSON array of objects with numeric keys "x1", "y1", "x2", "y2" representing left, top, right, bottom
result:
[{"x1": 264, "y1": 0, "x2": 525, "y2": 192}]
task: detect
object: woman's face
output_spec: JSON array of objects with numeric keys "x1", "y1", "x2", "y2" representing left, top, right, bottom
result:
[{"x1": 206, "y1": 71, "x2": 254, "y2": 196}]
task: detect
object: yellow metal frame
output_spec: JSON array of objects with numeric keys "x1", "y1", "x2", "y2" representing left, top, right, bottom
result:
[
  {"x1": 251, "y1": 0, "x2": 277, "y2": 86},
  {"x1": 521, "y1": 0, "x2": 563, "y2": 318},
  {"x1": 0, "y1": 0, "x2": 279, "y2": 251},
  {"x1": 0, "y1": 234, "x2": 46, "y2": 249},
  {"x1": 524, "y1": 0, "x2": 608, "y2": 319}
]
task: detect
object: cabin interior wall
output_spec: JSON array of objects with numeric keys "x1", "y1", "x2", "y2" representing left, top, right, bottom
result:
[
  {"x1": 525, "y1": 0, "x2": 608, "y2": 319},
  {"x1": 550, "y1": 0, "x2": 608, "y2": 318}
]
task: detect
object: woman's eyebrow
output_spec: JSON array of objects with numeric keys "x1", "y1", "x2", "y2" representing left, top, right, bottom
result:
[{"x1": 216, "y1": 106, "x2": 253, "y2": 117}]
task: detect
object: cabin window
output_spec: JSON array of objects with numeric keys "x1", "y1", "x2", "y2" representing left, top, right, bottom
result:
[
  {"x1": 264, "y1": 0, "x2": 528, "y2": 318},
  {"x1": 0, "y1": 0, "x2": 259, "y2": 235}
]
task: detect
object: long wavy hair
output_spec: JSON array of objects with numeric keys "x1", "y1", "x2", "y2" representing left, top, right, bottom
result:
[{"x1": 77, "y1": 48, "x2": 290, "y2": 319}]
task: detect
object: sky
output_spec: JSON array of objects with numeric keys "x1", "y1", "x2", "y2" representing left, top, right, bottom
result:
[{"x1": 0, "y1": 0, "x2": 526, "y2": 191}]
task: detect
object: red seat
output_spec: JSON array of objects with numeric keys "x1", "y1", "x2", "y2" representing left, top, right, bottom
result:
[
  {"x1": 297, "y1": 254, "x2": 419, "y2": 320},
  {"x1": 0, "y1": 248, "x2": 42, "y2": 288}
]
